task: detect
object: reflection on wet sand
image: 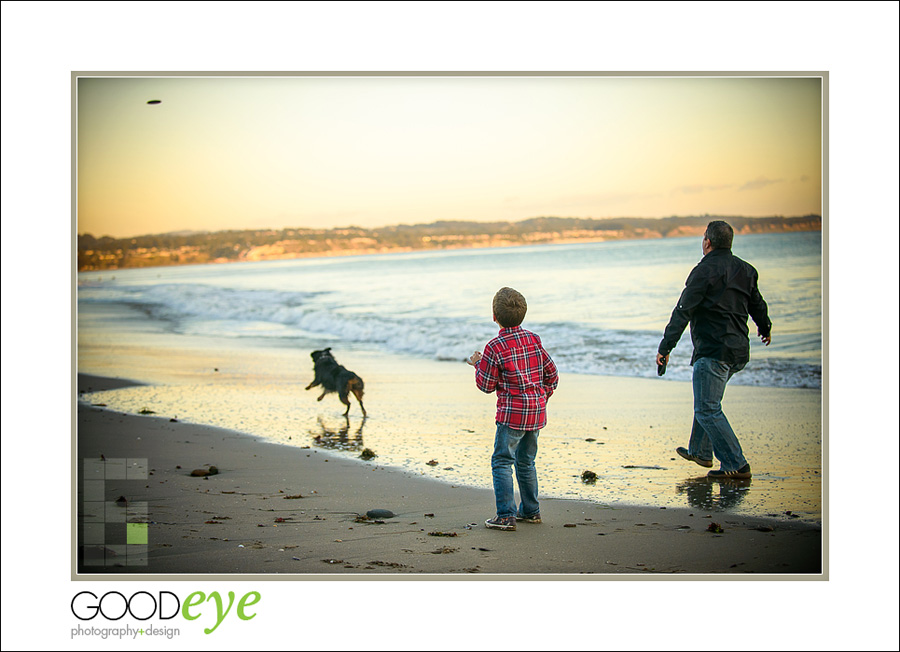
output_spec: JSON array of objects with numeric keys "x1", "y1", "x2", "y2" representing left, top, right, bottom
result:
[
  {"x1": 676, "y1": 476, "x2": 752, "y2": 511},
  {"x1": 310, "y1": 415, "x2": 367, "y2": 453}
]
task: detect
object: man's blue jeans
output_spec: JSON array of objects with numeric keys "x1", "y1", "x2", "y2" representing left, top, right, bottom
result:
[
  {"x1": 491, "y1": 422, "x2": 540, "y2": 518},
  {"x1": 689, "y1": 357, "x2": 748, "y2": 472}
]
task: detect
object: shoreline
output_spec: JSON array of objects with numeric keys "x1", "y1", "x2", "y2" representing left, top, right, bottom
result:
[
  {"x1": 77, "y1": 221, "x2": 821, "y2": 272},
  {"x1": 75, "y1": 373, "x2": 823, "y2": 577}
]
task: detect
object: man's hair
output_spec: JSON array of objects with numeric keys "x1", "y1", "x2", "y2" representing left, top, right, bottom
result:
[
  {"x1": 493, "y1": 287, "x2": 527, "y2": 328},
  {"x1": 705, "y1": 220, "x2": 734, "y2": 250}
]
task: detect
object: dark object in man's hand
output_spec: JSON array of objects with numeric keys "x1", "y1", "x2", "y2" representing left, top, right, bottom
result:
[{"x1": 657, "y1": 357, "x2": 667, "y2": 376}]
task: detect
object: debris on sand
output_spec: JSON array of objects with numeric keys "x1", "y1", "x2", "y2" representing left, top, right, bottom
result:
[
  {"x1": 707, "y1": 522, "x2": 724, "y2": 533},
  {"x1": 428, "y1": 531, "x2": 458, "y2": 537},
  {"x1": 581, "y1": 470, "x2": 598, "y2": 484},
  {"x1": 283, "y1": 494, "x2": 303, "y2": 499},
  {"x1": 367, "y1": 560, "x2": 406, "y2": 568},
  {"x1": 360, "y1": 448, "x2": 377, "y2": 460},
  {"x1": 190, "y1": 465, "x2": 219, "y2": 477},
  {"x1": 432, "y1": 546, "x2": 458, "y2": 554},
  {"x1": 426, "y1": 459, "x2": 439, "y2": 466}
]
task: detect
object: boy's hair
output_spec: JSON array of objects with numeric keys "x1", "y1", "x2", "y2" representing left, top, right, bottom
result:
[{"x1": 493, "y1": 287, "x2": 527, "y2": 328}]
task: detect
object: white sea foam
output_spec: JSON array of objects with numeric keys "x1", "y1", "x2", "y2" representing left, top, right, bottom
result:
[{"x1": 79, "y1": 289, "x2": 820, "y2": 389}]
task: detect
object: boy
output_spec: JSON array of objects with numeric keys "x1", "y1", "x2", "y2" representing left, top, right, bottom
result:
[{"x1": 467, "y1": 287, "x2": 559, "y2": 531}]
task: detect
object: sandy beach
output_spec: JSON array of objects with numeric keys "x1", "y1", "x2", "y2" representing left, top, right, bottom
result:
[{"x1": 76, "y1": 372, "x2": 822, "y2": 577}]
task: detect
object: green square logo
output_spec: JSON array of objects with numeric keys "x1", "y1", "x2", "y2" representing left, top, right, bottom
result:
[{"x1": 126, "y1": 522, "x2": 148, "y2": 545}]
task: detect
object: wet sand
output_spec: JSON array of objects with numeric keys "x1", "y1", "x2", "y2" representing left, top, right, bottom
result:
[
  {"x1": 78, "y1": 301, "x2": 823, "y2": 527},
  {"x1": 76, "y1": 373, "x2": 821, "y2": 576}
]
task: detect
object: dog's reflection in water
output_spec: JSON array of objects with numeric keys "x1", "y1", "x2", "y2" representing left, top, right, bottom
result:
[
  {"x1": 309, "y1": 415, "x2": 366, "y2": 452},
  {"x1": 675, "y1": 476, "x2": 751, "y2": 511}
]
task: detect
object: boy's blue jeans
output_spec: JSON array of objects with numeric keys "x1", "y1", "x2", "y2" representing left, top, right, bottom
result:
[{"x1": 491, "y1": 422, "x2": 540, "y2": 519}]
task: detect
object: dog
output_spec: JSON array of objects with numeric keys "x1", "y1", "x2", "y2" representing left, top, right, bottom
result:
[{"x1": 305, "y1": 348, "x2": 367, "y2": 417}]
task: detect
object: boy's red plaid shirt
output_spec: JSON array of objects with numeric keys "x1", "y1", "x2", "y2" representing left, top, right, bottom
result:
[{"x1": 475, "y1": 325, "x2": 558, "y2": 430}]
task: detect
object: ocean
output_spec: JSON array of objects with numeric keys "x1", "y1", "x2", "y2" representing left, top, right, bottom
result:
[{"x1": 78, "y1": 232, "x2": 822, "y2": 389}]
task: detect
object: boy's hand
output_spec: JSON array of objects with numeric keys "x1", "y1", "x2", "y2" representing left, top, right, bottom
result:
[{"x1": 466, "y1": 351, "x2": 482, "y2": 366}]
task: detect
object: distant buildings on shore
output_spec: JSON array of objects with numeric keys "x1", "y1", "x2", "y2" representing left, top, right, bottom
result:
[{"x1": 78, "y1": 214, "x2": 821, "y2": 271}]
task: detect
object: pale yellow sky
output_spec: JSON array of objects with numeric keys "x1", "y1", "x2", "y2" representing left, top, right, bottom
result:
[{"x1": 77, "y1": 75, "x2": 822, "y2": 238}]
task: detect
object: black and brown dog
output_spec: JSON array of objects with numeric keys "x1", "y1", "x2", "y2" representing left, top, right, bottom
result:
[{"x1": 305, "y1": 348, "x2": 366, "y2": 417}]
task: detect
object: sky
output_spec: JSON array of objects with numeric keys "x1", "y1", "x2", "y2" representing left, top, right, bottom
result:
[{"x1": 77, "y1": 74, "x2": 822, "y2": 238}]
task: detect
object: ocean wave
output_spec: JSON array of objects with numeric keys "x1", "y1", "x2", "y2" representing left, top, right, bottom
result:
[{"x1": 79, "y1": 281, "x2": 821, "y2": 389}]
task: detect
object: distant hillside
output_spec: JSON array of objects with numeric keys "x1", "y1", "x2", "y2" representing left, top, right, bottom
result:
[{"x1": 77, "y1": 214, "x2": 821, "y2": 271}]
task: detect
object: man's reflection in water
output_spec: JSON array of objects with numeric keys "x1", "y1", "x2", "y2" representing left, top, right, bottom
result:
[
  {"x1": 309, "y1": 415, "x2": 365, "y2": 452},
  {"x1": 676, "y1": 476, "x2": 752, "y2": 511}
]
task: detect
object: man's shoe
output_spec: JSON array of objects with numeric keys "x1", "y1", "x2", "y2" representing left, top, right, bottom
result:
[
  {"x1": 485, "y1": 516, "x2": 516, "y2": 531},
  {"x1": 707, "y1": 464, "x2": 752, "y2": 479},
  {"x1": 676, "y1": 446, "x2": 713, "y2": 468},
  {"x1": 516, "y1": 513, "x2": 542, "y2": 524}
]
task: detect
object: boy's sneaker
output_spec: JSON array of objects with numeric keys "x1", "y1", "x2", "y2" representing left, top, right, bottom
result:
[
  {"x1": 676, "y1": 446, "x2": 713, "y2": 468},
  {"x1": 707, "y1": 463, "x2": 752, "y2": 479},
  {"x1": 484, "y1": 516, "x2": 516, "y2": 531},
  {"x1": 516, "y1": 513, "x2": 542, "y2": 524}
]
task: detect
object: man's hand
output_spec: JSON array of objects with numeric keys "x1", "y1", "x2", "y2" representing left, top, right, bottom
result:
[
  {"x1": 759, "y1": 333, "x2": 772, "y2": 346},
  {"x1": 656, "y1": 353, "x2": 669, "y2": 366},
  {"x1": 467, "y1": 351, "x2": 482, "y2": 366}
]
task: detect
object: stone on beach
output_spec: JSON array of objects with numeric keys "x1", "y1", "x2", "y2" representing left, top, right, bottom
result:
[
  {"x1": 365, "y1": 509, "x2": 396, "y2": 519},
  {"x1": 190, "y1": 465, "x2": 219, "y2": 477}
]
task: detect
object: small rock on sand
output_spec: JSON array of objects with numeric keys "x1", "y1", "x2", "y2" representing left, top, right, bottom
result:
[{"x1": 190, "y1": 465, "x2": 219, "y2": 477}]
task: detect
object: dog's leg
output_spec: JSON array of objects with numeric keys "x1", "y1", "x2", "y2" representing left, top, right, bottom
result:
[
  {"x1": 347, "y1": 377, "x2": 367, "y2": 418},
  {"x1": 305, "y1": 380, "x2": 320, "y2": 391},
  {"x1": 317, "y1": 391, "x2": 327, "y2": 402},
  {"x1": 338, "y1": 384, "x2": 353, "y2": 416},
  {"x1": 351, "y1": 388, "x2": 367, "y2": 418}
]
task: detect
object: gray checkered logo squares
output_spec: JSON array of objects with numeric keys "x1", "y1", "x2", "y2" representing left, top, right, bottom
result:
[{"x1": 81, "y1": 458, "x2": 149, "y2": 566}]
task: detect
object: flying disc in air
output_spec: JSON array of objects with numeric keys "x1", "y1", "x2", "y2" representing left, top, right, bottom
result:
[{"x1": 147, "y1": 100, "x2": 162, "y2": 105}]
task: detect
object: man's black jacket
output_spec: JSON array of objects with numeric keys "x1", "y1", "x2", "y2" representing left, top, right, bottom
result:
[{"x1": 659, "y1": 248, "x2": 772, "y2": 366}]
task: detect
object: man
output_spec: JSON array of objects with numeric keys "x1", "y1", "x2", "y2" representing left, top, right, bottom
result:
[{"x1": 657, "y1": 220, "x2": 772, "y2": 479}]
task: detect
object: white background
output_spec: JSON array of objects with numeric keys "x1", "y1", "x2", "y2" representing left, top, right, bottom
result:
[{"x1": 2, "y1": 1, "x2": 898, "y2": 650}]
